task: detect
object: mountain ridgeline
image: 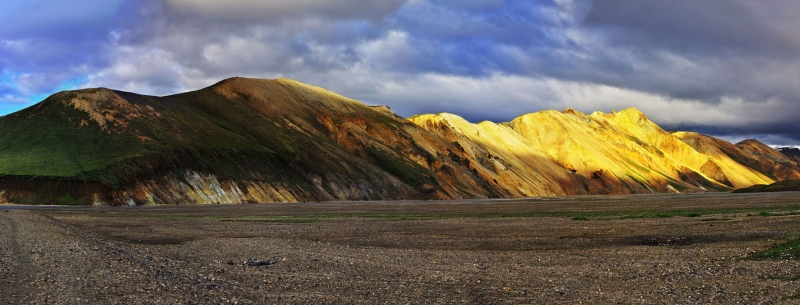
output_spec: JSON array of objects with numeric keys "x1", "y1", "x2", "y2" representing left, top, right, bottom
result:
[{"x1": 0, "y1": 77, "x2": 797, "y2": 205}]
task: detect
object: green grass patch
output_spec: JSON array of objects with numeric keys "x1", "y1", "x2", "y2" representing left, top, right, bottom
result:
[
  {"x1": 357, "y1": 214, "x2": 443, "y2": 220},
  {"x1": 365, "y1": 145, "x2": 436, "y2": 187},
  {"x1": 125, "y1": 213, "x2": 193, "y2": 219},
  {"x1": 746, "y1": 210, "x2": 800, "y2": 217},
  {"x1": 619, "y1": 211, "x2": 705, "y2": 219},
  {"x1": 57, "y1": 195, "x2": 85, "y2": 205},
  {"x1": 747, "y1": 237, "x2": 800, "y2": 261},
  {"x1": 571, "y1": 216, "x2": 589, "y2": 221},
  {"x1": 222, "y1": 218, "x2": 319, "y2": 224}
]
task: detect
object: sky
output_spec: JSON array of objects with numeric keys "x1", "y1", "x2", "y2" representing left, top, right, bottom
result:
[{"x1": 1, "y1": 0, "x2": 799, "y2": 146}]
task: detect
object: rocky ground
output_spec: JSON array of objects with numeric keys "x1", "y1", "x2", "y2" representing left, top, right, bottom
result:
[{"x1": 2, "y1": 192, "x2": 800, "y2": 304}]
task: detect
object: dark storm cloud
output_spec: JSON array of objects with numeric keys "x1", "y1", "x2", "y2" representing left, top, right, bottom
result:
[
  {"x1": 672, "y1": 122, "x2": 800, "y2": 147},
  {"x1": 583, "y1": 0, "x2": 800, "y2": 55},
  {"x1": 572, "y1": 0, "x2": 800, "y2": 141},
  {"x1": 566, "y1": 0, "x2": 800, "y2": 102}
]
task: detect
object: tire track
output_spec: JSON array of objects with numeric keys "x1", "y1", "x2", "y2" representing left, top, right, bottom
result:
[{"x1": 0, "y1": 210, "x2": 37, "y2": 304}]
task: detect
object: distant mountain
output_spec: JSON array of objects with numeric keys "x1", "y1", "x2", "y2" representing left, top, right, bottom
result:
[
  {"x1": 778, "y1": 147, "x2": 800, "y2": 164},
  {"x1": 735, "y1": 140, "x2": 800, "y2": 181},
  {"x1": 0, "y1": 77, "x2": 796, "y2": 205}
]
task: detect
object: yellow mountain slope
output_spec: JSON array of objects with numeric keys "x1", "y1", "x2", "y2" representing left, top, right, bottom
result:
[
  {"x1": 672, "y1": 132, "x2": 774, "y2": 187},
  {"x1": 412, "y1": 107, "x2": 781, "y2": 196},
  {"x1": 409, "y1": 113, "x2": 582, "y2": 196}
]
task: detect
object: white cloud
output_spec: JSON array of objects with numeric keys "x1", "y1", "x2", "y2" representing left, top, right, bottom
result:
[{"x1": 0, "y1": 94, "x2": 31, "y2": 105}]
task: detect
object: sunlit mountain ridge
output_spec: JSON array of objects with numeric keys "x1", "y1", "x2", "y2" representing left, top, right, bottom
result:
[{"x1": 0, "y1": 77, "x2": 795, "y2": 205}]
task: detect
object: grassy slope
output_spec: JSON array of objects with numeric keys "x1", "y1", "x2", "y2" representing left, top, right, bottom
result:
[
  {"x1": 0, "y1": 89, "x2": 285, "y2": 184},
  {"x1": 0, "y1": 78, "x2": 445, "y2": 204}
]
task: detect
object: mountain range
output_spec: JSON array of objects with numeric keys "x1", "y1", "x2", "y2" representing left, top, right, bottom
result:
[{"x1": 1, "y1": 77, "x2": 798, "y2": 205}]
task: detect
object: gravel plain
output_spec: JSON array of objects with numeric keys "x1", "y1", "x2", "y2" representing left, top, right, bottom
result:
[{"x1": 2, "y1": 192, "x2": 800, "y2": 304}]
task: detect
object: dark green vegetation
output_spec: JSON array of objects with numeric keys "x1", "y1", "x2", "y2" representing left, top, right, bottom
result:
[{"x1": 733, "y1": 179, "x2": 800, "y2": 193}]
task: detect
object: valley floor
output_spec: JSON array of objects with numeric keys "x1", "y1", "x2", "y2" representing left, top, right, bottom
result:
[{"x1": 2, "y1": 192, "x2": 800, "y2": 304}]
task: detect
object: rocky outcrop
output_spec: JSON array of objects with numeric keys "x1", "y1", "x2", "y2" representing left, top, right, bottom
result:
[{"x1": 101, "y1": 170, "x2": 418, "y2": 206}]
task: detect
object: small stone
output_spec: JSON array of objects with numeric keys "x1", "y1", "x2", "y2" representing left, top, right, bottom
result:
[{"x1": 247, "y1": 260, "x2": 275, "y2": 267}]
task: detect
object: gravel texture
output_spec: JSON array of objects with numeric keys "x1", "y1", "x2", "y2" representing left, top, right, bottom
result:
[{"x1": 1, "y1": 192, "x2": 800, "y2": 304}]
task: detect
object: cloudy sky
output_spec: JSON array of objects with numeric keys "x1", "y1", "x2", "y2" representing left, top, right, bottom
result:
[{"x1": 2, "y1": 0, "x2": 799, "y2": 145}]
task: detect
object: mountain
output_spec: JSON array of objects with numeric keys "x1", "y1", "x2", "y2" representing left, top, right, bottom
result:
[
  {"x1": 0, "y1": 77, "x2": 797, "y2": 205},
  {"x1": 0, "y1": 77, "x2": 488, "y2": 205},
  {"x1": 671, "y1": 133, "x2": 794, "y2": 186},
  {"x1": 732, "y1": 179, "x2": 800, "y2": 193},
  {"x1": 777, "y1": 147, "x2": 800, "y2": 164},
  {"x1": 734, "y1": 140, "x2": 800, "y2": 181}
]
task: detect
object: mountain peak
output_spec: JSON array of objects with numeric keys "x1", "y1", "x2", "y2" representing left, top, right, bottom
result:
[
  {"x1": 619, "y1": 107, "x2": 644, "y2": 114},
  {"x1": 615, "y1": 107, "x2": 647, "y2": 119},
  {"x1": 736, "y1": 139, "x2": 766, "y2": 146},
  {"x1": 47, "y1": 87, "x2": 158, "y2": 132},
  {"x1": 561, "y1": 107, "x2": 585, "y2": 116}
]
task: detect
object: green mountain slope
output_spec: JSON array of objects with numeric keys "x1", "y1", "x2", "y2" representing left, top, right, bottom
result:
[{"x1": 0, "y1": 78, "x2": 482, "y2": 205}]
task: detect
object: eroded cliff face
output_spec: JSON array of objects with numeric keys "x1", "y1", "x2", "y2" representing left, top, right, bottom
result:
[
  {"x1": 100, "y1": 170, "x2": 418, "y2": 206},
  {"x1": 0, "y1": 77, "x2": 797, "y2": 205}
]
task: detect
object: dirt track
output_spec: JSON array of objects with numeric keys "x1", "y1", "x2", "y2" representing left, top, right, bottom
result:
[{"x1": 2, "y1": 192, "x2": 800, "y2": 304}]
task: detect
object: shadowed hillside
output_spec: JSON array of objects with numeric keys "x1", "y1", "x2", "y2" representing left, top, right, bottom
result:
[
  {"x1": 778, "y1": 147, "x2": 800, "y2": 164},
  {"x1": 732, "y1": 179, "x2": 800, "y2": 193},
  {"x1": 0, "y1": 77, "x2": 797, "y2": 205}
]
